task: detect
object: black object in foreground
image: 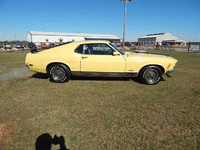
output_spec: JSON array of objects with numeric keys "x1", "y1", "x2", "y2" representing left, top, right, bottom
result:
[{"x1": 35, "y1": 133, "x2": 69, "y2": 150}]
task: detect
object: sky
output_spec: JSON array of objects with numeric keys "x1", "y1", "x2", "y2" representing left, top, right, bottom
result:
[{"x1": 0, "y1": 0, "x2": 199, "y2": 42}]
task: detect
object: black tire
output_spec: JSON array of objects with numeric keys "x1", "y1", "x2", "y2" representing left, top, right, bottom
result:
[
  {"x1": 48, "y1": 64, "x2": 71, "y2": 83},
  {"x1": 139, "y1": 66, "x2": 162, "y2": 85}
]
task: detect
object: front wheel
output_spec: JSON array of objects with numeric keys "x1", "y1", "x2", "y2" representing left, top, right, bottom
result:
[
  {"x1": 48, "y1": 64, "x2": 71, "y2": 83},
  {"x1": 139, "y1": 66, "x2": 162, "y2": 85}
]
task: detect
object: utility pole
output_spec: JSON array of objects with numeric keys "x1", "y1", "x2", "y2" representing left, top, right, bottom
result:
[{"x1": 121, "y1": 0, "x2": 131, "y2": 47}]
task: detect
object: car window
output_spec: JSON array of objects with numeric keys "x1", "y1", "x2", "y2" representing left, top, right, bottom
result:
[
  {"x1": 82, "y1": 43, "x2": 115, "y2": 55},
  {"x1": 109, "y1": 43, "x2": 125, "y2": 55},
  {"x1": 74, "y1": 45, "x2": 84, "y2": 54}
]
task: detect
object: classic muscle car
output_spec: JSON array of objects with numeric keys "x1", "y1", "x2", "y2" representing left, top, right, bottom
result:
[{"x1": 25, "y1": 41, "x2": 177, "y2": 84}]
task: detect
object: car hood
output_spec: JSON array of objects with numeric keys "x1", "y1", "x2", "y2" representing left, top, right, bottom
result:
[
  {"x1": 125, "y1": 52, "x2": 171, "y2": 58},
  {"x1": 124, "y1": 52, "x2": 177, "y2": 63}
]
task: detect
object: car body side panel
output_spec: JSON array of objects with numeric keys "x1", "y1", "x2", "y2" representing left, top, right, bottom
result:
[{"x1": 80, "y1": 54, "x2": 126, "y2": 72}]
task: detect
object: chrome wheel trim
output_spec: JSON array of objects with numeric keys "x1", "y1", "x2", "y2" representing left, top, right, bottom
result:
[
  {"x1": 51, "y1": 66, "x2": 66, "y2": 82},
  {"x1": 143, "y1": 68, "x2": 159, "y2": 84}
]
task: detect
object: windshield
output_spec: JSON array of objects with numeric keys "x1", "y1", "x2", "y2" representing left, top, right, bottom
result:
[{"x1": 109, "y1": 43, "x2": 125, "y2": 55}]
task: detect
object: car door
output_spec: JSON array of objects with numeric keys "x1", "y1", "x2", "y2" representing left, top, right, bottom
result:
[{"x1": 80, "y1": 43, "x2": 126, "y2": 76}]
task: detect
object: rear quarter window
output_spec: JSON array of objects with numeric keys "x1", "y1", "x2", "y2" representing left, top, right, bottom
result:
[{"x1": 74, "y1": 45, "x2": 83, "y2": 54}]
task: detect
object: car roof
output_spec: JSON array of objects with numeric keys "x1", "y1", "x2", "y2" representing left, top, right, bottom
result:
[
  {"x1": 71, "y1": 40, "x2": 110, "y2": 45},
  {"x1": 64, "y1": 40, "x2": 111, "y2": 48},
  {"x1": 38, "y1": 40, "x2": 112, "y2": 54}
]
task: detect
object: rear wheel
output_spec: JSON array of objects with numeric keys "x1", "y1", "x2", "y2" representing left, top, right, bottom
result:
[
  {"x1": 139, "y1": 66, "x2": 162, "y2": 85},
  {"x1": 48, "y1": 64, "x2": 71, "y2": 83}
]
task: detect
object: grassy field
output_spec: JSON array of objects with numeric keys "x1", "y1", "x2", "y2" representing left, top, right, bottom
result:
[{"x1": 0, "y1": 50, "x2": 199, "y2": 150}]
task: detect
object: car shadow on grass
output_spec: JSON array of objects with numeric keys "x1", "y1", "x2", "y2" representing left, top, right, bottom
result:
[
  {"x1": 31, "y1": 72, "x2": 165, "y2": 84},
  {"x1": 31, "y1": 73, "x2": 49, "y2": 79},
  {"x1": 31, "y1": 72, "x2": 132, "y2": 82},
  {"x1": 70, "y1": 76, "x2": 131, "y2": 82}
]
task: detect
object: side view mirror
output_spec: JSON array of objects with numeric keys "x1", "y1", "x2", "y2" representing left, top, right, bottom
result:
[{"x1": 113, "y1": 51, "x2": 120, "y2": 56}]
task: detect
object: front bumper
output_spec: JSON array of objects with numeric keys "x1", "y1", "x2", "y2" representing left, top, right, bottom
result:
[{"x1": 166, "y1": 68, "x2": 177, "y2": 74}]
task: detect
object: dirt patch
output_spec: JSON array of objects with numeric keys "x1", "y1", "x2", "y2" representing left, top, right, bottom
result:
[{"x1": 0, "y1": 121, "x2": 21, "y2": 144}]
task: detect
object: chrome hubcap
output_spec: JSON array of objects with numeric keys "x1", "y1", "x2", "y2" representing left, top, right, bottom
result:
[
  {"x1": 51, "y1": 67, "x2": 65, "y2": 81},
  {"x1": 144, "y1": 69, "x2": 159, "y2": 84}
]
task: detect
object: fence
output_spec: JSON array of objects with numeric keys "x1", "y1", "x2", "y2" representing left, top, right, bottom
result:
[
  {"x1": 188, "y1": 43, "x2": 200, "y2": 52},
  {"x1": 1, "y1": 41, "x2": 200, "y2": 53},
  {"x1": 132, "y1": 42, "x2": 181, "y2": 51},
  {"x1": 128, "y1": 42, "x2": 200, "y2": 52}
]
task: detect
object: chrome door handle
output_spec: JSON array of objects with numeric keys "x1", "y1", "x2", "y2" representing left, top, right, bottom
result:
[{"x1": 82, "y1": 56, "x2": 87, "y2": 59}]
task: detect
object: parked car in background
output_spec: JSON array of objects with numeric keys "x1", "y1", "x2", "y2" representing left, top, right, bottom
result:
[
  {"x1": 25, "y1": 41, "x2": 177, "y2": 85},
  {"x1": 28, "y1": 42, "x2": 36, "y2": 49},
  {"x1": 3, "y1": 43, "x2": 12, "y2": 49},
  {"x1": 16, "y1": 43, "x2": 24, "y2": 49}
]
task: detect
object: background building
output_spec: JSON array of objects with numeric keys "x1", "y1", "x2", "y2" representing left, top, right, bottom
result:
[
  {"x1": 138, "y1": 32, "x2": 186, "y2": 45},
  {"x1": 27, "y1": 31, "x2": 120, "y2": 46}
]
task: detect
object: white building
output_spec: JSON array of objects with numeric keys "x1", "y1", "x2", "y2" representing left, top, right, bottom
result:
[
  {"x1": 27, "y1": 31, "x2": 120, "y2": 45},
  {"x1": 138, "y1": 32, "x2": 186, "y2": 45}
]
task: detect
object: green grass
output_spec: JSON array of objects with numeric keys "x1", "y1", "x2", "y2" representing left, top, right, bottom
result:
[{"x1": 0, "y1": 50, "x2": 199, "y2": 150}]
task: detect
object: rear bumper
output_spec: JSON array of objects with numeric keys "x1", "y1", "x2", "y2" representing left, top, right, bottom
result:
[
  {"x1": 25, "y1": 64, "x2": 30, "y2": 69},
  {"x1": 166, "y1": 68, "x2": 177, "y2": 74}
]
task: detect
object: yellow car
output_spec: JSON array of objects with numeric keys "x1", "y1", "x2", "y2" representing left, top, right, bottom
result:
[{"x1": 25, "y1": 41, "x2": 177, "y2": 85}]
